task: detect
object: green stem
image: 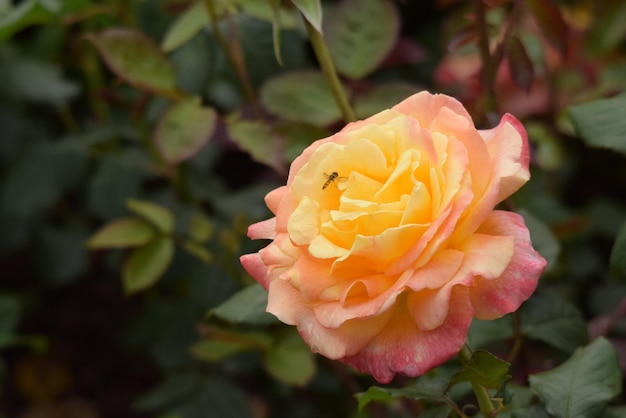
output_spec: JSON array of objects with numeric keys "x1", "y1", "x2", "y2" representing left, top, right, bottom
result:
[
  {"x1": 203, "y1": 0, "x2": 263, "y2": 119},
  {"x1": 459, "y1": 344, "x2": 496, "y2": 418},
  {"x1": 474, "y1": 0, "x2": 498, "y2": 117},
  {"x1": 304, "y1": 19, "x2": 356, "y2": 123}
]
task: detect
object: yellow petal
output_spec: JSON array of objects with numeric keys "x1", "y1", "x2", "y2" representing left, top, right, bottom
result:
[{"x1": 287, "y1": 196, "x2": 320, "y2": 245}]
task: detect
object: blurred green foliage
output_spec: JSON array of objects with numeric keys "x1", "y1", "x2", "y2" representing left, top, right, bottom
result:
[{"x1": 1, "y1": 0, "x2": 626, "y2": 417}]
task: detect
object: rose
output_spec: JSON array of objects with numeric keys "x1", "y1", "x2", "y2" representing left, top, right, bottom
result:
[{"x1": 241, "y1": 91, "x2": 546, "y2": 383}]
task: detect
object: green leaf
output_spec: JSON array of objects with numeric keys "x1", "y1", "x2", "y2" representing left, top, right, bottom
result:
[
  {"x1": 86, "y1": 155, "x2": 145, "y2": 221},
  {"x1": 511, "y1": 405, "x2": 551, "y2": 418},
  {"x1": 468, "y1": 316, "x2": 514, "y2": 349},
  {"x1": 356, "y1": 376, "x2": 447, "y2": 411},
  {"x1": 190, "y1": 339, "x2": 253, "y2": 363},
  {"x1": 0, "y1": 141, "x2": 88, "y2": 220},
  {"x1": 268, "y1": 0, "x2": 283, "y2": 65},
  {"x1": 126, "y1": 199, "x2": 174, "y2": 234},
  {"x1": 583, "y1": 2, "x2": 626, "y2": 55},
  {"x1": 211, "y1": 283, "x2": 278, "y2": 326},
  {"x1": 496, "y1": 383, "x2": 536, "y2": 418},
  {"x1": 86, "y1": 218, "x2": 155, "y2": 249},
  {"x1": 161, "y1": 1, "x2": 209, "y2": 53},
  {"x1": 290, "y1": 0, "x2": 322, "y2": 32},
  {"x1": 263, "y1": 330, "x2": 315, "y2": 386},
  {"x1": 519, "y1": 292, "x2": 589, "y2": 354},
  {"x1": 154, "y1": 98, "x2": 217, "y2": 165},
  {"x1": 568, "y1": 95, "x2": 626, "y2": 156},
  {"x1": 354, "y1": 82, "x2": 420, "y2": 119},
  {"x1": 227, "y1": 117, "x2": 285, "y2": 173},
  {"x1": 276, "y1": 121, "x2": 330, "y2": 162},
  {"x1": 2, "y1": 56, "x2": 80, "y2": 105},
  {"x1": 123, "y1": 237, "x2": 175, "y2": 294},
  {"x1": 35, "y1": 224, "x2": 88, "y2": 285},
  {"x1": 0, "y1": 0, "x2": 59, "y2": 41},
  {"x1": 237, "y1": 0, "x2": 298, "y2": 29},
  {"x1": 180, "y1": 240, "x2": 213, "y2": 264},
  {"x1": 324, "y1": 0, "x2": 399, "y2": 80},
  {"x1": 190, "y1": 330, "x2": 273, "y2": 362},
  {"x1": 417, "y1": 405, "x2": 453, "y2": 418},
  {"x1": 260, "y1": 71, "x2": 344, "y2": 126},
  {"x1": 450, "y1": 350, "x2": 510, "y2": 390},
  {"x1": 529, "y1": 337, "x2": 622, "y2": 418},
  {"x1": 604, "y1": 406, "x2": 626, "y2": 418},
  {"x1": 609, "y1": 222, "x2": 626, "y2": 281},
  {"x1": 166, "y1": 378, "x2": 253, "y2": 418},
  {"x1": 188, "y1": 213, "x2": 214, "y2": 243},
  {"x1": 133, "y1": 371, "x2": 202, "y2": 412},
  {"x1": 85, "y1": 28, "x2": 178, "y2": 96},
  {"x1": 526, "y1": 122, "x2": 564, "y2": 171}
]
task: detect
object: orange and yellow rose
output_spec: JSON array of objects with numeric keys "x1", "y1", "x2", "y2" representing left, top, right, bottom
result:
[{"x1": 241, "y1": 91, "x2": 546, "y2": 383}]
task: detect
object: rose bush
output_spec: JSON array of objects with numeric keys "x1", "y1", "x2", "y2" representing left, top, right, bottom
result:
[{"x1": 241, "y1": 91, "x2": 546, "y2": 383}]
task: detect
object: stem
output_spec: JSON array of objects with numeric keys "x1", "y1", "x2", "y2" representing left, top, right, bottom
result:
[
  {"x1": 304, "y1": 19, "x2": 356, "y2": 123},
  {"x1": 473, "y1": 0, "x2": 498, "y2": 117},
  {"x1": 203, "y1": 0, "x2": 263, "y2": 119},
  {"x1": 459, "y1": 344, "x2": 496, "y2": 418}
]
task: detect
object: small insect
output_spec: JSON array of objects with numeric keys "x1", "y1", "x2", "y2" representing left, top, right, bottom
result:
[{"x1": 322, "y1": 171, "x2": 340, "y2": 190}]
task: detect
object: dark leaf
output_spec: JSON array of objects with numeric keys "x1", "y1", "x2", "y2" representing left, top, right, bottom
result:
[
  {"x1": 211, "y1": 283, "x2": 278, "y2": 326},
  {"x1": 526, "y1": 0, "x2": 568, "y2": 56},
  {"x1": 519, "y1": 292, "x2": 588, "y2": 354},
  {"x1": 505, "y1": 35, "x2": 534, "y2": 92},
  {"x1": 568, "y1": 95, "x2": 626, "y2": 156},
  {"x1": 609, "y1": 222, "x2": 626, "y2": 281},
  {"x1": 263, "y1": 330, "x2": 316, "y2": 386},
  {"x1": 529, "y1": 337, "x2": 622, "y2": 418}
]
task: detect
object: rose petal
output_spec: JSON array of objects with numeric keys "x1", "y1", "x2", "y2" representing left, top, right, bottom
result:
[
  {"x1": 312, "y1": 271, "x2": 409, "y2": 329},
  {"x1": 287, "y1": 196, "x2": 320, "y2": 245},
  {"x1": 265, "y1": 186, "x2": 287, "y2": 214},
  {"x1": 248, "y1": 217, "x2": 277, "y2": 240},
  {"x1": 406, "y1": 249, "x2": 465, "y2": 291},
  {"x1": 259, "y1": 234, "x2": 299, "y2": 271},
  {"x1": 240, "y1": 253, "x2": 271, "y2": 289},
  {"x1": 480, "y1": 113, "x2": 530, "y2": 203},
  {"x1": 470, "y1": 210, "x2": 546, "y2": 319},
  {"x1": 407, "y1": 233, "x2": 514, "y2": 330},
  {"x1": 392, "y1": 91, "x2": 473, "y2": 130},
  {"x1": 341, "y1": 286, "x2": 473, "y2": 383},
  {"x1": 268, "y1": 278, "x2": 395, "y2": 359}
]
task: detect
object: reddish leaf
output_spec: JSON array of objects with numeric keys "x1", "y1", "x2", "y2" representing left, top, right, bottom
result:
[
  {"x1": 85, "y1": 28, "x2": 178, "y2": 96},
  {"x1": 447, "y1": 25, "x2": 478, "y2": 52},
  {"x1": 526, "y1": 0, "x2": 568, "y2": 56},
  {"x1": 505, "y1": 36, "x2": 534, "y2": 92}
]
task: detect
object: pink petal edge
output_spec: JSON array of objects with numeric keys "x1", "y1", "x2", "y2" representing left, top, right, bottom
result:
[
  {"x1": 341, "y1": 286, "x2": 474, "y2": 383},
  {"x1": 469, "y1": 210, "x2": 547, "y2": 319}
]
